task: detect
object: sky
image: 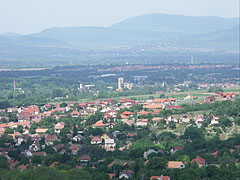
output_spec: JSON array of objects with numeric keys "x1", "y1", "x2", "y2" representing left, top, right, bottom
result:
[{"x1": 0, "y1": 0, "x2": 239, "y2": 34}]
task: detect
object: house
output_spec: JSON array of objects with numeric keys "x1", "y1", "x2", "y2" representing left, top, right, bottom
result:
[
  {"x1": 71, "y1": 111, "x2": 81, "y2": 117},
  {"x1": 101, "y1": 133, "x2": 114, "y2": 140},
  {"x1": 150, "y1": 175, "x2": 170, "y2": 180},
  {"x1": 143, "y1": 104, "x2": 163, "y2": 110},
  {"x1": 17, "y1": 112, "x2": 31, "y2": 122},
  {"x1": 170, "y1": 146, "x2": 183, "y2": 154},
  {"x1": 45, "y1": 135, "x2": 58, "y2": 145},
  {"x1": 36, "y1": 128, "x2": 48, "y2": 134},
  {"x1": 152, "y1": 117, "x2": 162, "y2": 123},
  {"x1": 33, "y1": 152, "x2": 46, "y2": 156},
  {"x1": 53, "y1": 144, "x2": 64, "y2": 152},
  {"x1": 179, "y1": 115, "x2": 191, "y2": 123},
  {"x1": 137, "y1": 111, "x2": 154, "y2": 116},
  {"x1": 166, "y1": 116, "x2": 178, "y2": 124},
  {"x1": 78, "y1": 155, "x2": 91, "y2": 163},
  {"x1": 109, "y1": 173, "x2": 115, "y2": 179},
  {"x1": 204, "y1": 96, "x2": 216, "y2": 103},
  {"x1": 92, "y1": 120, "x2": 108, "y2": 128},
  {"x1": 120, "y1": 111, "x2": 135, "y2": 119},
  {"x1": 91, "y1": 136, "x2": 102, "y2": 144},
  {"x1": 119, "y1": 170, "x2": 133, "y2": 179},
  {"x1": 126, "y1": 132, "x2": 137, "y2": 138},
  {"x1": 191, "y1": 156, "x2": 206, "y2": 167},
  {"x1": 210, "y1": 115, "x2": 219, "y2": 125},
  {"x1": 16, "y1": 134, "x2": 30, "y2": 146},
  {"x1": 168, "y1": 106, "x2": 183, "y2": 110},
  {"x1": 29, "y1": 142, "x2": 40, "y2": 152},
  {"x1": 194, "y1": 115, "x2": 204, "y2": 127},
  {"x1": 184, "y1": 94, "x2": 196, "y2": 100},
  {"x1": 105, "y1": 138, "x2": 116, "y2": 151},
  {"x1": 167, "y1": 161, "x2": 185, "y2": 169},
  {"x1": 50, "y1": 161, "x2": 59, "y2": 168},
  {"x1": 54, "y1": 122, "x2": 65, "y2": 133},
  {"x1": 212, "y1": 150, "x2": 218, "y2": 157},
  {"x1": 69, "y1": 145, "x2": 80, "y2": 155},
  {"x1": 72, "y1": 134, "x2": 84, "y2": 142},
  {"x1": 136, "y1": 119, "x2": 148, "y2": 126},
  {"x1": 123, "y1": 119, "x2": 134, "y2": 126}
]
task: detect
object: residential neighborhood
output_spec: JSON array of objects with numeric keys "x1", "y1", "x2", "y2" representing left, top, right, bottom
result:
[{"x1": 0, "y1": 89, "x2": 239, "y2": 179}]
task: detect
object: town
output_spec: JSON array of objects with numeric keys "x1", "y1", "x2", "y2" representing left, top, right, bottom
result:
[{"x1": 0, "y1": 80, "x2": 239, "y2": 179}]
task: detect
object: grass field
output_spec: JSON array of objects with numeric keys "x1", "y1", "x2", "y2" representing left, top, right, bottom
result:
[{"x1": 51, "y1": 86, "x2": 240, "y2": 104}]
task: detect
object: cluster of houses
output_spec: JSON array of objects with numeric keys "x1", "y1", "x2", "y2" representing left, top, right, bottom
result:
[
  {"x1": 0, "y1": 91, "x2": 239, "y2": 177},
  {"x1": 202, "y1": 92, "x2": 238, "y2": 103}
]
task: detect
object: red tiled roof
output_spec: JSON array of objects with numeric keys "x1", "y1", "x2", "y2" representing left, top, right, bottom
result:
[
  {"x1": 50, "y1": 161, "x2": 58, "y2": 168},
  {"x1": 150, "y1": 176, "x2": 170, "y2": 180},
  {"x1": 46, "y1": 134, "x2": 57, "y2": 141},
  {"x1": 126, "y1": 132, "x2": 137, "y2": 137},
  {"x1": 121, "y1": 111, "x2": 135, "y2": 115},
  {"x1": 168, "y1": 106, "x2": 183, "y2": 110},
  {"x1": 109, "y1": 173, "x2": 115, "y2": 179},
  {"x1": 92, "y1": 120, "x2": 108, "y2": 127},
  {"x1": 78, "y1": 155, "x2": 91, "y2": 161},
  {"x1": 191, "y1": 156, "x2": 205, "y2": 165},
  {"x1": 91, "y1": 136, "x2": 102, "y2": 142}
]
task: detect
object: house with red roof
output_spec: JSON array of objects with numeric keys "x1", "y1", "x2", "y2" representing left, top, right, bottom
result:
[
  {"x1": 92, "y1": 120, "x2": 107, "y2": 128},
  {"x1": 152, "y1": 117, "x2": 162, "y2": 123},
  {"x1": 126, "y1": 132, "x2": 137, "y2": 138},
  {"x1": 168, "y1": 106, "x2": 183, "y2": 110},
  {"x1": 137, "y1": 111, "x2": 154, "y2": 116},
  {"x1": 212, "y1": 150, "x2": 218, "y2": 157},
  {"x1": 54, "y1": 122, "x2": 65, "y2": 133},
  {"x1": 167, "y1": 161, "x2": 185, "y2": 169},
  {"x1": 36, "y1": 128, "x2": 48, "y2": 134},
  {"x1": 50, "y1": 161, "x2": 59, "y2": 168},
  {"x1": 150, "y1": 175, "x2": 170, "y2": 180},
  {"x1": 136, "y1": 119, "x2": 148, "y2": 126},
  {"x1": 69, "y1": 145, "x2": 80, "y2": 155},
  {"x1": 170, "y1": 146, "x2": 183, "y2": 154},
  {"x1": 91, "y1": 136, "x2": 102, "y2": 144},
  {"x1": 143, "y1": 104, "x2": 163, "y2": 110},
  {"x1": 109, "y1": 173, "x2": 115, "y2": 179},
  {"x1": 184, "y1": 94, "x2": 196, "y2": 100},
  {"x1": 120, "y1": 111, "x2": 135, "y2": 119},
  {"x1": 78, "y1": 155, "x2": 91, "y2": 162},
  {"x1": 71, "y1": 111, "x2": 81, "y2": 117},
  {"x1": 45, "y1": 134, "x2": 58, "y2": 145},
  {"x1": 191, "y1": 156, "x2": 206, "y2": 167}
]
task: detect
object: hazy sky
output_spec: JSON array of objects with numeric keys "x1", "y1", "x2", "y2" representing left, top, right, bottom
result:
[{"x1": 0, "y1": 0, "x2": 239, "y2": 34}]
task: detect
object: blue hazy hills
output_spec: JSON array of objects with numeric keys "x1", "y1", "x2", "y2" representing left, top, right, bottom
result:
[{"x1": 0, "y1": 13, "x2": 239, "y2": 51}]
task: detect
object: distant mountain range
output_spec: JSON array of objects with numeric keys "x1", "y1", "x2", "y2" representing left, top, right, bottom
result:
[{"x1": 0, "y1": 13, "x2": 239, "y2": 67}]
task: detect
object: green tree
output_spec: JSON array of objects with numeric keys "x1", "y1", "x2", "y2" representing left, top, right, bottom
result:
[
  {"x1": 16, "y1": 125, "x2": 24, "y2": 133},
  {"x1": 0, "y1": 156, "x2": 8, "y2": 169},
  {"x1": 4, "y1": 128, "x2": 14, "y2": 135},
  {"x1": 146, "y1": 157, "x2": 167, "y2": 170}
]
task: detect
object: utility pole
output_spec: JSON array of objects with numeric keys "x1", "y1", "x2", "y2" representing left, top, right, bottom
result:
[{"x1": 13, "y1": 78, "x2": 16, "y2": 91}]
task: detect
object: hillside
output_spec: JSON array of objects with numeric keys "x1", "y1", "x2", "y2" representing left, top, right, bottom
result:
[
  {"x1": 0, "y1": 13, "x2": 239, "y2": 66},
  {"x1": 111, "y1": 13, "x2": 239, "y2": 34}
]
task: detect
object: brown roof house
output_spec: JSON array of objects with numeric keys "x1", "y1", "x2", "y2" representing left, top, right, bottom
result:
[
  {"x1": 91, "y1": 136, "x2": 102, "y2": 144},
  {"x1": 45, "y1": 134, "x2": 58, "y2": 145},
  {"x1": 78, "y1": 155, "x2": 91, "y2": 163},
  {"x1": 167, "y1": 161, "x2": 185, "y2": 169},
  {"x1": 191, "y1": 156, "x2": 206, "y2": 167},
  {"x1": 150, "y1": 175, "x2": 170, "y2": 180},
  {"x1": 54, "y1": 122, "x2": 65, "y2": 133},
  {"x1": 69, "y1": 145, "x2": 80, "y2": 155}
]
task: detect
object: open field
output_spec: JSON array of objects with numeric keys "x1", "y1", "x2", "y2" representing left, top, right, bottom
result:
[{"x1": 50, "y1": 86, "x2": 240, "y2": 104}]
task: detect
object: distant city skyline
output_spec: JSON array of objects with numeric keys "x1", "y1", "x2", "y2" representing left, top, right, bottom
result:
[{"x1": 0, "y1": 0, "x2": 239, "y2": 34}]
